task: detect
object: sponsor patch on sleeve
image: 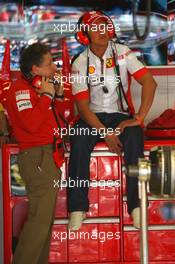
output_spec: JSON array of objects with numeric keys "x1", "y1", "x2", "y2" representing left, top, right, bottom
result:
[
  {"x1": 17, "y1": 100, "x2": 32, "y2": 112},
  {"x1": 125, "y1": 50, "x2": 132, "y2": 57}
]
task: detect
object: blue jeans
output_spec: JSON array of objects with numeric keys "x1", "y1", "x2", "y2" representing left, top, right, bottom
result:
[{"x1": 68, "y1": 112, "x2": 144, "y2": 214}]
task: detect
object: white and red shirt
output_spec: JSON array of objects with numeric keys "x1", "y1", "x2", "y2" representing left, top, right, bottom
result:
[{"x1": 72, "y1": 41, "x2": 148, "y2": 113}]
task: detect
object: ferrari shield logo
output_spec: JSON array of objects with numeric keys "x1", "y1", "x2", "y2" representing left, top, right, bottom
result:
[{"x1": 106, "y1": 58, "x2": 114, "y2": 68}]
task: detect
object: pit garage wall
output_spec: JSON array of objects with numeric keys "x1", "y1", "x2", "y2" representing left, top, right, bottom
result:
[
  {"x1": 0, "y1": 66, "x2": 175, "y2": 263},
  {"x1": 131, "y1": 66, "x2": 175, "y2": 125},
  {"x1": 0, "y1": 149, "x2": 3, "y2": 264}
]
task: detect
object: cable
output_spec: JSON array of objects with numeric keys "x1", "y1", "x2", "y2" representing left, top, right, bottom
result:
[{"x1": 132, "y1": 0, "x2": 151, "y2": 41}]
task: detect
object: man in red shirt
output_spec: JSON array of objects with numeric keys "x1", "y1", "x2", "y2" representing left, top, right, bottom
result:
[{"x1": 6, "y1": 43, "x2": 63, "y2": 264}]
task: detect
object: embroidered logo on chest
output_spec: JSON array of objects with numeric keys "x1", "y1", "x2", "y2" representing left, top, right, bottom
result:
[
  {"x1": 89, "y1": 65, "x2": 96, "y2": 74},
  {"x1": 106, "y1": 58, "x2": 115, "y2": 68},
  {"x1": 15, "y1": 90, "x2": 30, "y2": 101}
]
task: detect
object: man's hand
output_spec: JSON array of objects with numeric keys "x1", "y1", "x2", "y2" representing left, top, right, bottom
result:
[
  {"x1": 104, "y1": 133, "x2": 122, "y2": 155},
  {"x1": 52, "y1": 71, "x2": 64, "y2": 97},
  {"x1": 55, "y1": 83, "x2": 64, "y2": 97},
  {"x1": 36, "y1": 77, "x2": 55, "y2": 96},
  {"x1": 118, "y1": 118, "x2": 141, "y2": 133}
]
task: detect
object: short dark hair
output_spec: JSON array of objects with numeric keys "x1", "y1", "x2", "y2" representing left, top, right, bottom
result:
[{"x1": 19, "y1": 43, "x2": 50, "y2": 78}]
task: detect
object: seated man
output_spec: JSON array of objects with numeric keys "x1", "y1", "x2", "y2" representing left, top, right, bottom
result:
[{"x1": 68, "y1": 11, "x2": 157, "y2": 230}]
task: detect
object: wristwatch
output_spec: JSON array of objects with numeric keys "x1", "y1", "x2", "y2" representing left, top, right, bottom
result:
[
  {"x1": 41, "y1": 92, "x2": 54, "y2": 99},
  {"x1": 55, "y1": 94, "x2": 64, "y2": 99}
]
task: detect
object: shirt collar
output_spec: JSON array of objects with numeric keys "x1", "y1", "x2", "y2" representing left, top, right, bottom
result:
[{"x1": 88, "y1": 41, "x2": 112, "y2": 60}]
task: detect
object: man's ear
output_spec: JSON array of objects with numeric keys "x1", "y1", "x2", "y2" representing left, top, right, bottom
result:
[{"x1": 31, "y1": 65, "x2": 39, "y2": 75}]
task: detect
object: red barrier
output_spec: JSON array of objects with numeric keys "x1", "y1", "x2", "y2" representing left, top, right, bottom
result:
[{"x1": 2, "y1": 141, "x2": 175, "y2": 263}]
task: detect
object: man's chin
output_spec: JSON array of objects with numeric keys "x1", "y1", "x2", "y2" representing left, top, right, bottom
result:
[{"x1": 97, "y1": 40, "x2": 109, "y2": 46}]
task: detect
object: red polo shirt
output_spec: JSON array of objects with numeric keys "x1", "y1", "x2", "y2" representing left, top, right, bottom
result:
[{"x1": 5, "y1": 75, "x2": 61, "y2": 150}]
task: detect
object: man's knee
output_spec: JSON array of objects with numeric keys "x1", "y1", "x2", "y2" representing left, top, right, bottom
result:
[
  {"x1": 122, "y1": 126, "x2": 144, "y2": 163},
  {"x1": 124, "y1": 126, "x2": 143, "y2": 144},
  {"x1": 71, "y1": 134, "x2": 89, "y2": 148},
  {"x1": 70, "y1": 131, "x2": 98, "y2": 153}
]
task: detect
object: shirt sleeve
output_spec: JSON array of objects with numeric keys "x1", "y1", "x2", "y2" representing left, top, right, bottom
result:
[
  {"x1": 124, "y1": 46, "x2": 149, "y2": 81},
  {"x1": 71, "y1": 60, "x2": 90, "y2": 101}
]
